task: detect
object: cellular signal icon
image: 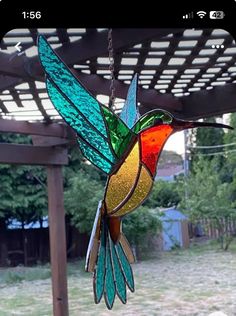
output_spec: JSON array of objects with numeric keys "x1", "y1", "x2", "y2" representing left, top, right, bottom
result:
[{"x1": 183, "y1": 12, "x2": 194, "y2": 19}]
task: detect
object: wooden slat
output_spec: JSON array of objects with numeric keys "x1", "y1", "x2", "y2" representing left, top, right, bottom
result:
[
  {"x1": 31, "y1": 28, "x2": 185, "y2": 76},
  {"x1": 181, "y1": 83, "x2": 236, "y2": 119},
  {"x1": 0, "y1": 143, "x2": 68, "y2": 165},
  {"x1": 0, "y1": 75, "x2": 22, "y2": 92},
  {"x1": 77, "y1": 73, "x2": 183, "y2": 112},
  {"x1": 47, "y1": 166, "x2": 69, "y2": 316},
  {"x1": 31, "y1": 135, "x2": 75, "y2": 147},
  {"x1": 141, "y1": 83, "x2": 236, "y2": 119},
  {"x1": 0, "y1": 119, "x2": 75, "y2": 139},
  {"x1": 0, "y1": 29, "x2": 185, "y2": 80}
]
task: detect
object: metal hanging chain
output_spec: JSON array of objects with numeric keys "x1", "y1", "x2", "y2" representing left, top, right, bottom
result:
[{"x1": 108, "y1": 28, "x2": 115, "y2": 109}]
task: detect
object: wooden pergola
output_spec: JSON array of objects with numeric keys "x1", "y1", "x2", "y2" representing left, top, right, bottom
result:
[{"x1": 0, "y1": 28, "x2": 236, "y2": 315}]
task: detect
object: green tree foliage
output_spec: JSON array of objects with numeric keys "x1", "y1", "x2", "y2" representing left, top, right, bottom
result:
[
  {"x1": 122, "y1": 206, "x2": 161, "y2": 245},
  {"x1": 64, "y1": 146, "x2": 107, "y2": 185},
  {"x1": 178, "y1": 156, "x2": 236, "y2": 250},
  {"x1": 222, "y1": 113, "x2": 236, "y2": 184},
  {"x1": 194, "y1": 117, "x2": 224, "y2": 154},
  {"x1": 64, "y1": 170, "x2": 104, "y2": 233},
  {"x1": 0, "y1": 165, "x2": 47, "y2": 224},
  {"x1": 0, "y1": 134, "x2": 47, "y2": 226},
  {"x1": 188, "y1": 117, "x2": 225, "y2": 173},
  {"x1": 144, "y1": 180, "x2": 180, "y2": 209},
  {"x1": 0, "y1": 133, "x2": 47, "y2": 265}
]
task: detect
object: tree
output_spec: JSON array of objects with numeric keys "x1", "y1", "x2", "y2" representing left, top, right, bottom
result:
[
  {"x1": 144, "y1": 179, "x2": 180, "y2": 209},
  {"x1": 188, "y1": 117, "x2": 225, "y2": 173},
  {"x1": 178, "y1": 157, "x2": 236, "y2": 250},
  {"x1": 222, "y1": 113, "x2": 236, "y2": 185},
  {"x1": 122, "y1": 206, "x2": 161, "y2": 260},
  {"x1": 64, "y1": 170, "x2": 104, "y2": 233},
  {"x1": 122, "y1": 206, "x2": 161, "y2": 245},
  {"x1": 0, "y1": 133, "x2": 47, "y2": 265}
]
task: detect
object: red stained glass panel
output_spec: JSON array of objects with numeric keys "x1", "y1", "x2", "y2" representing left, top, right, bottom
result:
[{"x1": 140, "y1": 125, "x2": 173, "y2": 176}]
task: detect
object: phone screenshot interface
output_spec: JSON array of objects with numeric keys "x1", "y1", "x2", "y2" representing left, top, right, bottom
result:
[{"x1": 0, "y1": 3, "x2": 236, "y2": 316}]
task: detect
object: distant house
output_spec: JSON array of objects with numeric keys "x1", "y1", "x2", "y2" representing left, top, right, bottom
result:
[
  {"x1": 156, "y1": 163, "x2": 184, "y2": 182},
  {"x1": 159, "y1": 208, "x2": 190, "y2": 251}
]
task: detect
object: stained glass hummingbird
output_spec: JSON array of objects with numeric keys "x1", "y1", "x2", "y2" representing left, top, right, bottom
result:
[{"x1": 38, "y1": 35, "x2": 232, "y2": 310}]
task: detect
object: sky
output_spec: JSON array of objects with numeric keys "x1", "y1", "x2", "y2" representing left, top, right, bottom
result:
[{"x1": 164, "y1": 131, "x2": 184, "y2": 155}]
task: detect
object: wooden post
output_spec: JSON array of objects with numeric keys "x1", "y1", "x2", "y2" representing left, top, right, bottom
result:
[{"x1": 47, "y1": 166, "x2": 69, "y2": 316}]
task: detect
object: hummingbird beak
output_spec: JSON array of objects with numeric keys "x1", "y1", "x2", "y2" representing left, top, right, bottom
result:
[{"x1": 172, "y1": 118, "x2": 233, "y2": 131}]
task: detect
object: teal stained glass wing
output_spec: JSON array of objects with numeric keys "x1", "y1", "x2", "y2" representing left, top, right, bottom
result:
[
  {"x1": 38, "y1": 35, "x2": 135, "y2": 174},
  {"x1": 119, "y1": 74, "x2": 140, "y2": 129},
  {"x1": 47, "y1": 79, "x2": 114, "y2": 163},
  {"x1": 77, "y1": 138, "x2": 113, "y2": 174},
  {"x1": 38, "y1": 35, "x2": 107, "y2": 136}
]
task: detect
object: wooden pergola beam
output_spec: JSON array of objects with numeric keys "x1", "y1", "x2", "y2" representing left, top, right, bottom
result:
[
  {"x1": 0, "y1": 75, "x2": 23, "y2": 91},
  {"x1": 180, "y1": 83, "x2": 236, "y2": 119},
  {"x1": 47, "y1": 166, "x2": 69, "y2": 316},
  {"x1": 0, "y1": 29, "x2": 178, "y2": 79},
  {"x1": 0, "y1": 29, "x2": 184, "y2": 113},
  {"x1": 0, "y1": 51, "x2": 26, "y2": 78},
  {"x1": 0, "y1": 76, "x2": 183, "y2": 114},
  {"x1": 0, "y1": 143, "x2": 68, "y2": 165},
  {"x1": 77, "y1": 72, "x2": 183, "y2": 112},
  {"x1": 31, "y1": 135, "x2": 75, "y2": 147},
  {"x1": 140, "y1": 83, "x2": 236, "y2": 119},
  {"x1": 0, "y1": 119, "x2": 75, "y2": 139},
  {"x1": 29, "y1": 28, "x2": 185, "y2": 77}
]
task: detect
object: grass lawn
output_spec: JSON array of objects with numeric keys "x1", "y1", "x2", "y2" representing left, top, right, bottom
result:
[{"x1": 0, "y1": 240, "x2": 236, "y2": 316}]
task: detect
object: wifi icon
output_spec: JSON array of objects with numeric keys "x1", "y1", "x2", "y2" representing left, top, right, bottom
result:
[{"x1": 197, "y1": 11, "x2": 207, "y2": 18}]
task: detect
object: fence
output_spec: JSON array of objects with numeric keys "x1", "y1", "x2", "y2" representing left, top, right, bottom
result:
[
  {"x1": 194, "y1": 218, "x2": 236, "y2": 239},
  {"x1": 0, "y1": 225, "x2": 89, "y2": 267}
]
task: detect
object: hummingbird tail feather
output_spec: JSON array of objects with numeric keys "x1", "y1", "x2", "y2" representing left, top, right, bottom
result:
[
  {"x1": 85, "y1": 201, "x2": 103, "y2": 273},
  {"x1": 93, "y1": 217, "x2": 135, "y2": 309}
]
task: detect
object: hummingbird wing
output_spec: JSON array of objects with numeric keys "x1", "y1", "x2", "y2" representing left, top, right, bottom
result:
[
  {"x1": 119, "y1": 74, "x2": 140, "y2": 128},
  {"x1": 38, "y1": 35, "x2": 135, "y2": 174}
]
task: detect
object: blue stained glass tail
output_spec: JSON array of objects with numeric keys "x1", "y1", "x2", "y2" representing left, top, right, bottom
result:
[
  {"x1": 93, "y1": 217, "x2": 134, "y2": 309},
  {"x1": 119, "y1": 73, "x2": 140, "y2": 128}
]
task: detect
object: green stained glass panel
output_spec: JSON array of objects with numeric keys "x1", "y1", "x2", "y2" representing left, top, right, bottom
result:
[
  {"x1": 102, "y1": 106, "x2": 134, "y2": 158},
  {"x1": 133, "y1": 111, "x2": 173, "y2": 133}
]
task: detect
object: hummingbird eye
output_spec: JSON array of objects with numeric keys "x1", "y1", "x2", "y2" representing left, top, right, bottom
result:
[
  {"x1": 153, "y1": 113, "x2": 172, "y2": 126},
  {"x1": 154, "y1": 118, "x2": 163, "y2": 125}
]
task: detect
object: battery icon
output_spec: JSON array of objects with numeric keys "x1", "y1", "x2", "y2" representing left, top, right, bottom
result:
[{"x1": 210, "y1": 11, "x2": 225, "y2": 19}]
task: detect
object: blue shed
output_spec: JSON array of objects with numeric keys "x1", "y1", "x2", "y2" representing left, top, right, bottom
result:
[{"x1": 160, "y1": 208, "x2": 189, "y2": 251}]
